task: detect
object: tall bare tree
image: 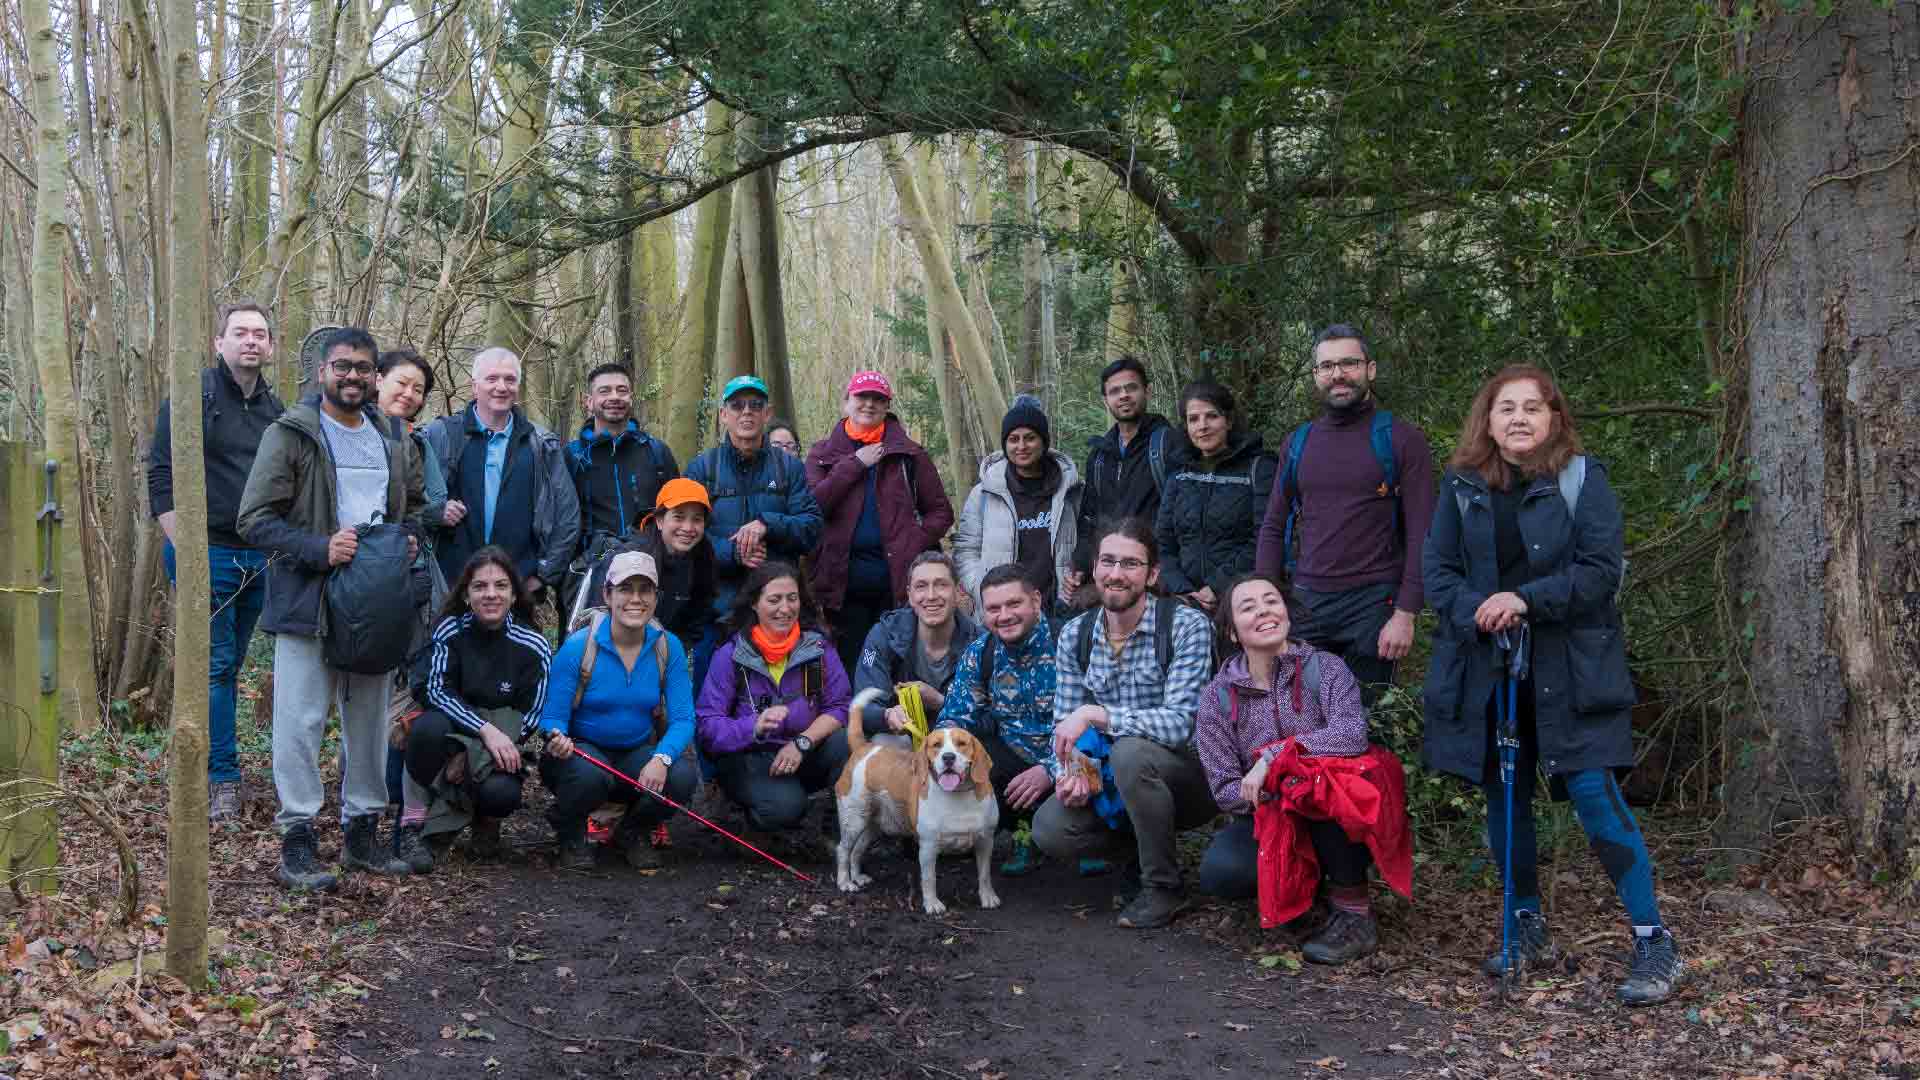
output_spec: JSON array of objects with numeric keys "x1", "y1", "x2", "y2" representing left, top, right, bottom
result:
[{"x1": 156, "y1": 0, "x2": 216, "y2": 984}]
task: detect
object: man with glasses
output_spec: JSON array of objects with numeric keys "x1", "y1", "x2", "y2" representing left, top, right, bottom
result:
[
  {"x1": 238, "y1": 328, "x2": 424, "y2": 890},
  {"x1": 421, "y1": 347, "x2": 580, "y2": 611},
  {"x1": 1255, "y1": 323, "x2": 1438, "y2": 706},
  {"x1": 685, "y1": 376, "x2": 823, "y2": 682},
  {"x1": 147, "y1": 300, "x2": 286, "y2": 821},
  {"x1": 1067, "y1": 356, "x2": 1173, "y2": 603},
  {"x1": 1033, "y1": 518, "x2": 1217, "y2": 930}
]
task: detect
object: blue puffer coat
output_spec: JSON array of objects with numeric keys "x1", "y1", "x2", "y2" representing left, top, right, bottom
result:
[{"x1": 685, "y1": 438, "x2": 823, "y2": 610}]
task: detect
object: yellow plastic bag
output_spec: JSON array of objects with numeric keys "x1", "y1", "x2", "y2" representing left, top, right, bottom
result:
[{"x1": 894, "y1": 682, "x2": 931, "y2": 750}]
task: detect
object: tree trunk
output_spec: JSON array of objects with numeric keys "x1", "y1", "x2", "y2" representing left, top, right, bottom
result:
[
  {"x1": 232, "y1": 0, "x2": 274, "y2": 289},
  {"x1": 1724, "y1": 5, "x2": 1920, "y2": 888},
  {"x1": 26, "y1": 0, "x2": 100, "y2": 737},
  {"x1": 163, "y1": 0, "x2": 215, "y2": 987},
  {"x1": 883, "y1": 139, "x2": 1009, "y2": 427},
  {"x1": 662, "y1": 104, "x2": 735, "y2": 461},
  {"x1": 736, "y1": 118, "x2": 794, "y2": 423},
  {"x1": 715, "y1": 197, "x2": 754, "y2": 382}
]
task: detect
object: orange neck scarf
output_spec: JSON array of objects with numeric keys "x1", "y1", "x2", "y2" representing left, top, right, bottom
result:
[
  {"x1": 844, "y1": 418, "x2": 885, "y2": 445},
  {"x1": 751, "y1": 622, "x2": 801, "y2": 666}
]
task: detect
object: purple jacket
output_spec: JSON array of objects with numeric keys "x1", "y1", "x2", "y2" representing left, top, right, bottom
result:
[
  {"x1": 1193, "y1": 645, "x2": 1369, "y2": 816},
  {"x1": 696, "y1": 629, "x2": 852, "y2": 756}
]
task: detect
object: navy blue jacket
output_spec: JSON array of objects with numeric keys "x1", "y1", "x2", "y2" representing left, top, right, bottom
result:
[
  {"x1": 1420, "y1": 459, "x2": 1637, "y2": 785},
  {"x1": 685, "y1": 438, "x2": 823, "y2": 609}
]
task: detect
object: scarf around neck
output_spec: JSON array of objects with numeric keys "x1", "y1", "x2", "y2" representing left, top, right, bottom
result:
[
  {"x1": 751, "y1": 622, "x2": 801, "y2": 666},
  {"x1": 844, "y1": 418, "x2": 885, "y2": 445}
]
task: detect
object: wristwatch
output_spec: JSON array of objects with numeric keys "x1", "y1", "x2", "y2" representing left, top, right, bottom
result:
[
  {"x1": 652, "y1": 752, "x2": 673, "y2": 767},
  {"x1": 792, "y1": 734, "x2": 814, "y2": 753}
]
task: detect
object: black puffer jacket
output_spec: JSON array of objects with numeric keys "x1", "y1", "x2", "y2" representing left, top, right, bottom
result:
[
  {"x1": 1420, "y1": 460, "x2": 1636, "y2": 786},
  {"x1": 1154, "y1": 430, "x2": 1278, "y2": 598}
]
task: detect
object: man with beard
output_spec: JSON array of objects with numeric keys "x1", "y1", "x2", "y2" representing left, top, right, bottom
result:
[
  {"x1": 934, "y1": 563, "x2": 1059, "y2": 874},
  {"x1": 1255, "y1": 324, "x2": 1438, "y2": 707},
  {"x1": 564, "y1": 361, "x2": 679, "y2": 611},
  {"x1": 1067, "y1": 357, "x2": 1172, "y2": 602},
  {"x1": 147, "y1": 300, "x2": 285, "y2": 821},
  {"x1": 422, "y1": 348, "x2": 580, "y2": 608},
  {"x1": 1034, "y1": 519, "x2": 1216, "y2": 929},
  {"x1": 238, "y1": 327, "x2": 424, "y2": 890}
]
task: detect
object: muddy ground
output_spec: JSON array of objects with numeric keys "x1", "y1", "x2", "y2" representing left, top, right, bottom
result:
[{"x1": 338, "y1": 791, "x2": 1434, "y2": 1079}]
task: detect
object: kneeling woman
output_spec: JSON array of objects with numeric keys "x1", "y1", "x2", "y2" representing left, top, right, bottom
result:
[
  {"x1": 401, "y1": 547, "x2": 553, "y2": 865},
  {"x1": 1423, "y1": 365, "x2": 1678, "y2": 1005},
  {"x1": 540, "y1": 550, "x2": 700, "y2": 871},
  {"x1": 697, "y1": 563, "x2": 852, "y2": 836},
  {"x1": 1193, "y1": 574, "x2": 1411, "y2": 966}
]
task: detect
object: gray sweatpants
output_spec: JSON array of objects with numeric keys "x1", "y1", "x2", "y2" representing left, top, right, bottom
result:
[{"x1": 271, "y1": 633, "x2": 392, "y2": 832}]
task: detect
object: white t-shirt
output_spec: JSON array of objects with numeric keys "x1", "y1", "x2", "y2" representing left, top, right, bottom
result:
[{"x1": 319, "y1": 410, "x2": 390, "y2": 530}]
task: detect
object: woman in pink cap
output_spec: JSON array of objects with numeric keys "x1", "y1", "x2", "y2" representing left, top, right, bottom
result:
[{"x1": 805, "y1": 370, "x2": 955, "y2": 677}]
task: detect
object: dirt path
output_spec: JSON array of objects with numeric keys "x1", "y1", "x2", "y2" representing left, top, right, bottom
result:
[{"x1": 341, "y1": 807, "x2": 1433, "y2": 1079}]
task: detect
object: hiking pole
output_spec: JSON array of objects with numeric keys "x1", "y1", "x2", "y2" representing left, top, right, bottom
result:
[
  {"x1": 571, "y1": 749, "x2": 816, "y2": 884},
  {"x1": 1493, "y1": 623, "x2": 1532, "y2": 1001}
]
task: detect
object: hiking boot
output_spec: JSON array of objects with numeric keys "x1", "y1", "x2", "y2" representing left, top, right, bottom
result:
[
  {"x1": 275, "y1": 823, "x2": 339, "y2": 892},
  {"x1": 466, "y1": 817, "x2": 506, "y2": 861},
  {"x1": 393, "y1": 823, "x2": 434, "y2": 874},
  {"x1": 1000, "y1": 834, "x2": 1043, "y2": 877},
  {"x1": 1116, "y1": 887, "x2": 1188, "y2": 930},
  {"x1": 342, "y1": 814, "x2": 410, "y2": 875},
  {"x1": 1617, "y1": 928, "x2": 1684, "y2": 1006},
  {"x1": 1115, "y1": 860, "x2": 1143, "y2": 905},
  {"x1": 1482, "y1": 910, "x2": 1557, "y2": 977},
  {"x1": 209, "y1": 781, "x2": 242, "y2": 823},
  {"x1": 1302, "y1": 910, "x2": 1379, "y2": 965},
  {"x1": 553, "y1": 819, "x2": 595, "y2": 871},
  {"x1": 614, "y1": 813, "x2": 661, "y2": 870}
]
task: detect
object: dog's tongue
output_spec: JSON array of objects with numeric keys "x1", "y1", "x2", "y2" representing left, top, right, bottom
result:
[{"x1": 937, "y1": 772, "x2": 964, "y2": 792}]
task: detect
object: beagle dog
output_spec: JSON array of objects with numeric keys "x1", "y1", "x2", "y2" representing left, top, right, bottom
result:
[{"x1": 835, "y1": 689, "x2": 1001, "y2": 915}]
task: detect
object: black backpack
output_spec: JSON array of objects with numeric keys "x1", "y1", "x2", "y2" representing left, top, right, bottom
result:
[
  {"x1": 1067, "y1": 594, "x2": 1179, "y2": 677},
  {"x1": 324, "y1": 521, "x2": 418, "y2": 674}
]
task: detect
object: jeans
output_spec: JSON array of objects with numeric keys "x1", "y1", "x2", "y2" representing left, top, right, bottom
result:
[
  {"x1": 166, "y1": 542, "x2": 269, "y2": 785},
  {"x1": 1196, "y1": 815, "x2": 1373, "y2": 899},
  {"x1": 540, "y1": 741, "x2": 700, "y2": 840},
  {"x1": 1483, "y1": 682, "x2": 1661, "y2": 927},
  {"x1": 1294, "y1": 583, "x2": 1398, "y2": 710},
  {"x1": 1032, "y1": 737, "x2": 1218, "y2": 891},
  {"x1": 711, "y1": 730, "x2": 853, "y2": 831}
]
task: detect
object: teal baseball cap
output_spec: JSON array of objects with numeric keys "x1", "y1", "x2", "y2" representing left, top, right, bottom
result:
[{"x1": 721, "y1": 375, "x2": 770, "y2": 402}]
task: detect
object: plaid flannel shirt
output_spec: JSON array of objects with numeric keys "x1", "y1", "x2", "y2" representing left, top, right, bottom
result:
[{"x1": 1054, "y1": 599, "x2": 1214, "y2": 748}]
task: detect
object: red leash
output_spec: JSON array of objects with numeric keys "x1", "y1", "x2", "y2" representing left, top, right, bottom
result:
[{"x1": 572, "y1": 749, "x2": 816, "y2": 884}]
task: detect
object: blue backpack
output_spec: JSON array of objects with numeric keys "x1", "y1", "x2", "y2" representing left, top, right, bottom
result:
[{"x1": 1278, "y1": 410, "x2": 1400, "y2": 575}]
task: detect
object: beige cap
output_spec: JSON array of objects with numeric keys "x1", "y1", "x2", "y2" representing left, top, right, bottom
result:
[{"x1": 605, "y1": 550, "x2": 659, "y2": 587}]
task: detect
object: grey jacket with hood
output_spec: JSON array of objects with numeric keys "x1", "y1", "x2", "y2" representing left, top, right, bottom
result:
[
  {"x1": 236, "y1": 398, "x2": 426, "y2": 637},
  {"x1": 951, "y1": 448, "x2": 1083, "y2": 610}
]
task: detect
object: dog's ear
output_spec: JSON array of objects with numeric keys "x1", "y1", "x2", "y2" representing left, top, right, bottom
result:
[{"x1": 966, "y1": 731, "x2": 993, "y2": 799}]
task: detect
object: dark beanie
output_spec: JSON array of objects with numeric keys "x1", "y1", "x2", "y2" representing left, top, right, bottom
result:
[{"x1": 1002, "y1": 395, "x2": 1051, "y2": 450}]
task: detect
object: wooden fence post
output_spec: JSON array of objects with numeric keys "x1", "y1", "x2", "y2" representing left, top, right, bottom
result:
[{"x1": 0, "y1": 442, "x2": 60, "y2": 892}]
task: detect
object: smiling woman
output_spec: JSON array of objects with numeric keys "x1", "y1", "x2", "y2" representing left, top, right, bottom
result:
[{"x1": 396, "y1": 547, "x2": 552, "y2": 872}]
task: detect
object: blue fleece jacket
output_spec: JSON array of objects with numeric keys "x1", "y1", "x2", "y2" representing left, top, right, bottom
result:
[{"x1": 539, "y1": 619, "x2": 695, "y2": 760}]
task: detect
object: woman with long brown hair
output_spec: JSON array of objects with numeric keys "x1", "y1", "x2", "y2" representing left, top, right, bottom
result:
[
  {"x1": 396, "y1": 546, "x2": 552, "y2": 870},
  {"x1": 1422, "y1": 365, "x2": 1679, "y2": 1005}
]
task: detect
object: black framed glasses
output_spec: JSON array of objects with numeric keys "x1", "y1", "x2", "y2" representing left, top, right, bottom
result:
[{"x1": 329, "y1": 359, "x2": 377, "y2": 376}]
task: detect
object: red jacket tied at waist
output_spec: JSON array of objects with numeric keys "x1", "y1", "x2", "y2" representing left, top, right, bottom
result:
[{"x1": 1254, "y1": 741, "x2": 1413, "y2": 928}]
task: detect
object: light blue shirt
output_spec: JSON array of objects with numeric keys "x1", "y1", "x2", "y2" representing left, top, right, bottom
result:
[{"x1": 482, "y1": 411, "x2": 514, "y2": 541}]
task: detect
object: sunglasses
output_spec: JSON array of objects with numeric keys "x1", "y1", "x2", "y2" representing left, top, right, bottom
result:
[{"x1": 725, "y1": 397, "x2": 770, "y2": 413}]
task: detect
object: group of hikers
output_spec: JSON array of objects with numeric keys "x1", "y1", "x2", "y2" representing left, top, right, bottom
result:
[{"x1": 148, "y1": 302, "x2": 1682, "y2": 1007}]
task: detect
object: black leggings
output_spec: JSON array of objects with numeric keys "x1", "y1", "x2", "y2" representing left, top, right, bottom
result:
[
  {"x1": 404, "y1": 709, "x2": 525, "y2": 818},
  {"x1": 1197, "y1": 815, "x2": 1373, "y2": 899}
]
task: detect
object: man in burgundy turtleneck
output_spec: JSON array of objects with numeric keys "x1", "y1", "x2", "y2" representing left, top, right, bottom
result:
[{"x1": 1253, "y1": 324, "x2": 1437, "y2": 706}]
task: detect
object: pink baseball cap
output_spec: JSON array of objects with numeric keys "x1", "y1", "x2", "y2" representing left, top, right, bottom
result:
[{"x1": 845, "y1": 370, "x2": 893, "y2": 400}]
